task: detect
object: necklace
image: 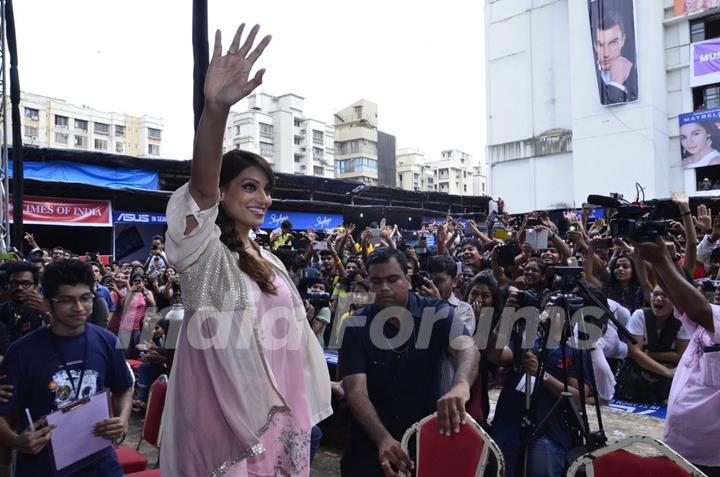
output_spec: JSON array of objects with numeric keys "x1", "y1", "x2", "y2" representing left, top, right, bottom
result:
[{"x1": 383, "y1": 317, "x2": 417, "y2": 356}]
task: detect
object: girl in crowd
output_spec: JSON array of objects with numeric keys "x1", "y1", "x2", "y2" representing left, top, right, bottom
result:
[{"x1": 160, "y1": 24, "x2": 331, "y2": 477}]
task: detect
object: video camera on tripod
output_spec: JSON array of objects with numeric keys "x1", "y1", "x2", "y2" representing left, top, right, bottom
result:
[{"x1": 587, "y1": 194, "x2": 667, "y2": 242}]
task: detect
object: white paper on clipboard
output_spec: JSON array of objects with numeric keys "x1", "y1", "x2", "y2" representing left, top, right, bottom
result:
[{"x1": 46, "y1": 390, "x2": 113, "y2": 474}]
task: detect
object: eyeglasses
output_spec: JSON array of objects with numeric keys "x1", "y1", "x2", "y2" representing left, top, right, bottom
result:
[
  {"x1": 9, "y1": 280, "x2": 35, "y2": 289},
  {"x1": 51, "y1": 294, "x2": 95, "y2": 307}
]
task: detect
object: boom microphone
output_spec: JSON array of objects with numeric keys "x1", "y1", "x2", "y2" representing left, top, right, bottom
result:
[{"x1": 586, "y1": 194, "x2": 622, "y2": 209}]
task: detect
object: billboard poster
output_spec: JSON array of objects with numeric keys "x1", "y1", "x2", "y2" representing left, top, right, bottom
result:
[
  {"x1": 587, "y1": 0, "x2": 639, "y2": 105},
  {"x1": 679, "y1": 108, "x2": 720, "y2": 169},
  {"x1": 675, "y1": 0, "x2": 720, "y2": 16},
  {"x1": 691, "y1": 38, "x2": 720, "y2": 87}
]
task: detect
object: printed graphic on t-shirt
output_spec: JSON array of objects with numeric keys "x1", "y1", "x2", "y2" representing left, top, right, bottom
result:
[{"x1": 50, "y1": 369, "x2": 99, "y2": 407}]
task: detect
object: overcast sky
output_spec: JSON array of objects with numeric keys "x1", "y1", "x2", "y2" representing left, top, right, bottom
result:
[{"x1": 14, "y1": 0, "x2": 486, "y2": 164}]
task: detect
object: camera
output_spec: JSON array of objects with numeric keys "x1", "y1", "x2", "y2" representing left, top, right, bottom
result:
[
  {"x1": 587, "y1": 195, "x2": 667, "y2": 242},
  {"x1": 411, "y1": 271, "x2": 432, "y2": 292},
  {"x1": 307, "y1": 291, "x2": 331, "y2": 313}
]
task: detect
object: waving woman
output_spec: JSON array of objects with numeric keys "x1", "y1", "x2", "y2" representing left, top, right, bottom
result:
[{"x1": 160, "y1": 24, "x2": 332, "y2": 477}]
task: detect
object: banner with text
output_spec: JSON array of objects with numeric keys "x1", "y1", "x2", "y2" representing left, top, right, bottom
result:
[
  {"x1": 10, "y1": 196, "x2": 112, "y2": 227},
  {"x1": 691, "y1": 38, "x2": 720, "y2": 87},
  {"x1": 113, "y1": 211, "x2": 167, "y2": 225},
  {"x1": 261, "y1": 211, "x2": 344, "y2": 231},
  {"x1": 675, "y1": 0, "x2": 720, "y2": 16}
]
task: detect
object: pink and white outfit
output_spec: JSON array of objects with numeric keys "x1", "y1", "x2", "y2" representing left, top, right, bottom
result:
[
  {"x1": 664, "y1": 305, "x2": 720, "y2": 467},
  {"x1": 161, "y1": 183, "x2": 332, "y2": 477}
]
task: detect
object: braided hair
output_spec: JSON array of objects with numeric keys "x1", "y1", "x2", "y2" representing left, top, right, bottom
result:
[{"x1": 216, "y1": 150, "x2": 277, "y2": 295}]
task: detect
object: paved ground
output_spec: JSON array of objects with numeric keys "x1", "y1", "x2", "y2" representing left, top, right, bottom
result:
[{"x1": 129, "y1": 389, "x2": 667, "y2": 476}]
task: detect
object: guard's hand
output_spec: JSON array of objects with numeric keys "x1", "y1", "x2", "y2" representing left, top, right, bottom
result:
[
  {"x1": 437, "y1": 381, "x2": 470, "y2": 435},
  {"x1": 0, "y1": 375, "x2": 13, "y2": 404},
  {"x1": 94, "y1": 417, "x2": 126, "y2": 441},
  {"x1": 14, "y1": 420, "x2": 55, "y2": 455},
  {"x1": 378, "y1": 436, "x2": 414, "y2": 477}
]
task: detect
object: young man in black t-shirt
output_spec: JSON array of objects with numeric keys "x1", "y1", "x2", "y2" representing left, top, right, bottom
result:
[{"x1": 0, "y1": 260, "x2": 133, "y2": 476}]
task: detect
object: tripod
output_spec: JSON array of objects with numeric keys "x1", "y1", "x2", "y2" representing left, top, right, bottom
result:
[{"x1": 517, "y1": 268, "x2": 636, "y2": 477}]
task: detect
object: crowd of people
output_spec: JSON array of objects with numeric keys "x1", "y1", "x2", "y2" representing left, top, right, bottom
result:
[{"x1": 0, "y1": 22, "x2": 717, "y2": 477}]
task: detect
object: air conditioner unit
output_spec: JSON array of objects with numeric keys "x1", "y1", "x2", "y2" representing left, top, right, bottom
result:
[
  {"x1": 300, "y1": 147, "x2": 306, "y2": 152},
  {"x1": 300, "y1": 129, "x2": 306, "y2": 134}
]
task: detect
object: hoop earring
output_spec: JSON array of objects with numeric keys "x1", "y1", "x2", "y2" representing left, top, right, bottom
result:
[{"x1": 707, "y1": 138, "x2": 713, "y2": 147}]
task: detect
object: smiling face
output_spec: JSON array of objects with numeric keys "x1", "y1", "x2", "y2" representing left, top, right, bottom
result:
[
  {"x1": 650, "y1": 286, "x2": 673, "y2": 318},
  {"x1": 523, "y1": 261, "x2": 543, "y2": 288},
  {"x1": 461, "y1": 244, "x2": 482, "y2": 269},
  {"x1": 540, "y1": 247, "x2": 560, "y2": 265},
  {"x1": 680, "y1": 123, "x2": 711, "y2": 156},
  {"x1": 220, "y1": 165, "x2": 273, "y2": 229}
]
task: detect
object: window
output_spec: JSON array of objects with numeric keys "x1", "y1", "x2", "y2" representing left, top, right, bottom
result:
[
  {"x1": 335, "y1": 160, "x2": 347, "y2": 174},
  {"x1": 24, "y1": 107, "x2": 39, "y2": 120},
  {"x1": 259, "y1": 141, "x2": 274, "y2": 158},
  {"x1": 351, "y1": 141, "x2": 360, "y2": 154},
  {"x1": 691, "y1": 19, "x2": 705, "y2": 43},
  {"x1": 354, "y1": 105, "x2": 362, "y2": 119},
  {"x1": 55, "y1": 132, "x2": 69, "y2": 145},
  {"x1": 74, "y1": 119, "x2": 88, "y2": 132},
  {"x1": 115, "y1": 125, "x2": 125, "y2": 136},
  {"x1": 294, "y1": 137, "x2": 301, "y2": 145},
  {"x1": 73, "y1": 135, "x2": 87, "y2": 148},
  {"x1": 147, "y1": 127, "x2": 162, "y2": 140},
  {"x1": 313, "y1": 147, "x2": 323, "y2": 159},
  {"x1": 55, "y1": 115, "x2": 69, "y2": 129},
  {"x1": 24, "y1": 126, "x2": 38, "y2": 138},
  {"x1": 94, "y1": 138, "x2": 108, "y2": 150},
  {"x1": 294, "y1": 118, "x2": 301, "y2": 127},
  {"x1": 148, "y1": 144, "x2": 160, "y2": 155},
  {"x1": 115, "y1": 141, "x2": 125, "y2": 154},
  {"x1": 259, "y1": 123, "x2": 273, "y2": 139},
  {"x1": 94, "y1": 122, "x2": 110, "y2": 134},
  {"x1": 482, "y1": 183, "x2": 486, "y2": 193},
  {"x1": 313, "y1": 130, "x2": 323, "y2": 144},
  {"x1": 314, "y1": 166, "x2": 324, "y2": 176},
  {"x1": 464, "y1": 184, "x2": 467, "y2": 193}
]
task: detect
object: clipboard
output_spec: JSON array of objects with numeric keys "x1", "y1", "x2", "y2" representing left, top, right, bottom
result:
[{"x1": 45, "y1": 390, "x2": 115, "y2": 476}]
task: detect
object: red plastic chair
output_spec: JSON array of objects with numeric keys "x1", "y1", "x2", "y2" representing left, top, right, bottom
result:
[
  {"x1": 126, "y1": 359, "x2": 143, "y2": 375},
  {"x1": 566, "y1": 436, "x2": 705, "y2": 477},
  {"x1": 116, "y1": 375, "x2": 168, "y2": 473},
  {"x1": 400, "y1": 412, "x2": 505, "y2": 477}
]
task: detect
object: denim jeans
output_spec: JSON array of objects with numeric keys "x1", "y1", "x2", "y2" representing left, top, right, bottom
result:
[
  {"x1": 137, "y1": 362, "x2": 164, "y2": 402},
  {"x1": 492, "y1": 423, "x2": 566, "y2": 477},
  {"x1": 310, "y1": 425, "x2": 323, "y2": 463}
]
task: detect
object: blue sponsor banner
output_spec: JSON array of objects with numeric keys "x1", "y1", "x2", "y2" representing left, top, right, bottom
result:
[
  {"x1": 262, "y1": 211, "x2": 344, "y2": 230},
  {"x1": 114, "y1": 211, "x2": 167, "y2": 224}
]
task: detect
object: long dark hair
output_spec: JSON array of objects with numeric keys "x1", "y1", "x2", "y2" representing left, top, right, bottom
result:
[{"x1": 216, "y1": 150, "x2": 278, "y2": 295}]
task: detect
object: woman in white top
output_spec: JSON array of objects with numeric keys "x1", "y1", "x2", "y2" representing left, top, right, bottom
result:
[
  {"x1": 160, "y1": 24, "x2": 332, "y2": 477},
  {"x1": 680, "y1": 121, "x2": 720, "y2": 169}
]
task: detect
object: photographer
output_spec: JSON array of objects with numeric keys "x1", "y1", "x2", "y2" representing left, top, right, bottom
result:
[
  {"x1": 490, "y1": 285, "x2": 592, "y2": 477},
  {"x1": 635, "y1": 237, "x2": 720, "y2": 476},
  {"x1": 144, "y1": 235, "x2": 169, "y2": 274},
  {"x1": 302, "y1": 277, "x2": 332, "y2": 348}
]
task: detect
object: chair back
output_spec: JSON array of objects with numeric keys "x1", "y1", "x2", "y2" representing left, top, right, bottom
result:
[
  {"x1": 401, "y1": 413, "x2": 505, "y2": 477},
  {"x1": 566, "y1": 436, "x2": 705, "y2": 477},
  {"x1": 141, "y1": 374, "x2": 168, "y2": 448}
]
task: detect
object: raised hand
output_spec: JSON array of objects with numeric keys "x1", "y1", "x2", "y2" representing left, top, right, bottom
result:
[
  {"x1": 696, "y1": 204, "x2": 712, "y2": 234},
  {"x1": 205, "y1": 24, "x2": 271, "y2": 108}
]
